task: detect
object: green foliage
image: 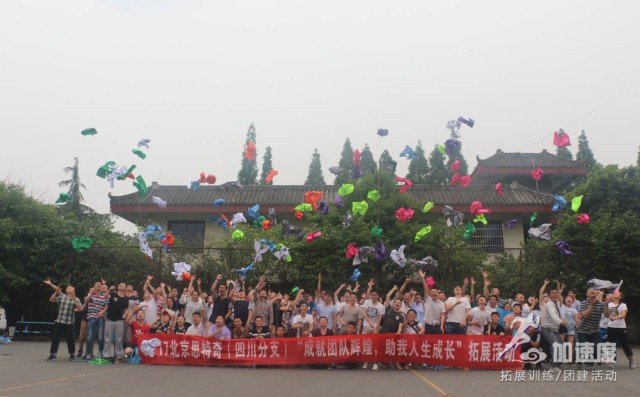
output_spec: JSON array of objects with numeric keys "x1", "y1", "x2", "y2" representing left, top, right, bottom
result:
[
  {"x1": 304, "y1": 148, "x2": 326, "y2": 186},
  {"x1": 0, "y1": 181, "x2": 150, "y2": 322},
  {"x1": 237, "y1": 123, "x2": 258, "y2": 185},
  {"x1": 482, "y1": 165, "x2": 640, "y2": 316},
  {"x1": 428, "y1": 146, "x2": 448, "y2": 185},
  {"x1": 576, "y1": 130, "x2": 598, "y2": 172},
  {"x1": 556, "y1": 146, "x2": 573, "y2": 160},
  {"x1": 359, "y1": 144, "x2": 378, "y2": 176},
  {"x1": 334, "y1": 138, "x2": 354, "y2": 185},
  {"x1": 445, "y1": 142, "x2": 469, "y2": 175},
  {"x1": 259, "y1": 146, "x2": 273, "y2": 185},
  {"x1": 207, "y1": 172, "x2": 486, "y2": 294},
  {"x1": 379, "y1": 150, "x2": 396, "y2": 177},
  {"x1": 406, "y1": 142, "x2": 430, "y2": 183}
]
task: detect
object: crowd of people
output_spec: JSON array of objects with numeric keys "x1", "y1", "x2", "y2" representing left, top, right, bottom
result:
[{"x1": 43, "y1": 271, "x2": 636, "y2": 370}]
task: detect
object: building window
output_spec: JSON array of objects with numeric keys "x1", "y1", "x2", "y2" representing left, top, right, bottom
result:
[
  {"x1": 467, "y1": 222, "x2": 504, "y2": 253},
  {"x1": 167, "y1": 221, "x2": 205, "y2": 247}
]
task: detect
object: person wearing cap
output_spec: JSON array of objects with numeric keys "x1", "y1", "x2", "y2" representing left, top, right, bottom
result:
[
  {"x1": 152, "y1": 310, "x2": 173, "y2": 334},
  {"x1": 103, "y1": 282, "x2": 129, "y2": 361}
]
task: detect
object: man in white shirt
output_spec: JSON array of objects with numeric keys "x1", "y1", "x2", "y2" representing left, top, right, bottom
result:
[
  {"x1": 362, "y1": 291, "x2": 384, "y2": 334},
  {"x1": 541, "y1": 289, "x2": 566, "y2": 370},
  {"x1": 445, "y1": 286, "x2": 471, "y2": 335},
  {"x1": 292, "y1": 302, "x2": 314, "y2": 337},
  {"x1": 419, "y1": 270, "x2": 445, "y2": 335},
  {"x1": 185, "y1": 311, "x2": 207, "y2": 337}
]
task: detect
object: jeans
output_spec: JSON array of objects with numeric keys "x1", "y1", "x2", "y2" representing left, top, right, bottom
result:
[
  {"x1": 86, "y1": 317, "x2": 105, "y2": 357},
  {"x1": 445, "y1": 322, "x2": 466, "y2": 335}
]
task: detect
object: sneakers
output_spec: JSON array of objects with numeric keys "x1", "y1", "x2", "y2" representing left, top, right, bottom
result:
[
  {"x1": 46, "y1": 354, "x2": 56, "y2": 361},
  {"x1": 434, "y1": 365, "x2": 444, "y2": 371},
  {"x1": 362, "y1": 363, "x2": 368, "y2": 369},
  {"x1": 608, "y1": 363, "x2": 615, "y2": 369},
  {"x1": 630, "y1": 362, "x2": 638, "y2": 369},
  {"x1": 372, "y1": 363, "x2": 379, "y2": 371},
  {"x1": 69, "y1": 354, "x2": 75, "y2": 361}
]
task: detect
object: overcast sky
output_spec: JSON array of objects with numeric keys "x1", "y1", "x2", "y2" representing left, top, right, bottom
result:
[{"x1": 2, "y1": 0, "x2": 639, "y2": 233}]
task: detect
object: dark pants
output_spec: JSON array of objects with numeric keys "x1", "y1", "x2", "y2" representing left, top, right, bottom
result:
[
  {"x1": 425, "y1": 324, "x2": 443, "y2": 335},
  {"x1": 577, "y1": 331, "x2": 599, "y2": 366},
  {"x1": 50, "y1": 322, "x2": 75, "y2": 355},
  {"x1": 607, "y1": 328, "x2": 633, "y2": 358},
  {"x1": 445, "y1": 322, "x2": 466, "y2": 335}
]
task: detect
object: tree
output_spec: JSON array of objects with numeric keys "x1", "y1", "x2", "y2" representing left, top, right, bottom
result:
[
  {"x1": 555, "y1": 129, "x2": 574, "y2": 160},
  {"x1": 259, "y1": 146, "x2": 274, "y2": 185},
  {"x1": 0, "y1": 181, "x2": 149, "y2": 321},
  {"x1": 334, "y1": 138, "x2": 354, "y2": 185},
  {"x1": 237, "y1": 123, "x2": 258, "y2": 185},
  {"x1": 304, "y1": 148, "x2": 326, "y2": 185},
  {"x1": 556, "y1": 146, "x2": 573, "y2": 160},
  {"x1": 575, "y1": 130, "x2": 598, "y2": 172},
  {"x1": 445, "y1": 142, "x2": 469, "y2": 176},
  {"x1": 379, "y1": 150, "x2": 396, "y2": 176},
  {"x1": 359, "y1": 144, "x2": 378, "y2": 176},
  {"x1": 58, "y1": 157, "x2": 86, "y2": 217},
  {"x1": 428, "y1": 146, "x2": 448, "y2": 185},
  {"x1": 406, "y1": 142, "x2": 430, "y2": 184}
]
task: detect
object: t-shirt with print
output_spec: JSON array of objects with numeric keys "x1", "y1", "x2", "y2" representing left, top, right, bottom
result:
[
  {"x1": 130, "y1": 321, "x2": 150, "y2": 345},
  {"x1": 607, "y1": 302, "x2": 627, "y2": 328},
  {"x1": 315, "y1": 300, "x2": 337, "y2": 329},
  {"x1": 362, "y1": 300, "x2": 385, "y2": 331},
  {"x1": 87, "y1": 293, "x2": 109, "y2": 320},
  {"x1": 380, "y1": 307, "x2": 405, "y2": 334},
  {"x1": 106, "y1": 292, "x2": 129, "y2": 322},
  {"x1": 445, "y1": 297, "x2": 471, "y2": 323},
  {"x1": 467, "y1": 307, "x2": 491, "y2": 335},
  {"x1": 292, "y1": 314, "x2": 314, "y2": 337}
]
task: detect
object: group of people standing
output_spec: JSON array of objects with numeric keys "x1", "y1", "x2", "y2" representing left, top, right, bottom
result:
[{"x1": 42, "y1": 271, "x2": 635, "y2": 370}]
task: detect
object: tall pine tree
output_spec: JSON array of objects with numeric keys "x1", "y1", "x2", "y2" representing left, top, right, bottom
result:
[
  {"x1": 445, "y1": 142, "x2": 469, "y2": 175},
  {"x1": 259, "y1": 146, "x2": 274, "y2": 185},
  {"x1": 428, "y1": 146, "x2": 449, "y2": 185},
  {"x1": 237, "y1": 123, "x2": 258, "y2": 185},
  {"x1": 555, "y1": 129, "x2": 573, "y2": 160},
  {"x1": 334, "y1": 138, "x2": 354, "y2": 185},
  {"x1": 58, "y1": 157, "x2": 86, "y2": 217},
  {"x1": 575, "y1": 130, "x2": 598, "y2": 172},
  {"x1": 305, "y1": 149, "x2": 326, "y2": 185},
  {"x1": 379, "y1": 150, "x2": 396, "y2": 176},
  {"x1": 406, "y1": 142, "x2": 430, "y2": 183},
  {"x1": 360, "y1": 144, "x2": 378, "y2": 176}
]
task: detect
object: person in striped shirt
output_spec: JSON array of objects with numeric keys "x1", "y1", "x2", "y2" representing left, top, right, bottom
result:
[{"x1": 84, "y1": 281, "x2": 109, "y2": 360}]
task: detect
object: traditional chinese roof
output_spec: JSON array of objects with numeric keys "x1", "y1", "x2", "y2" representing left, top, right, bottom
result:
[
  {"x1": 470, "y1": 149, "x2": 587, "y2": 192},
  {"x1": 110, "y1": 182, "x2": 554, "y2": 224}
]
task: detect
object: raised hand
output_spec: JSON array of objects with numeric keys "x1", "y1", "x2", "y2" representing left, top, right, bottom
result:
[
  {"x1": 368, "y1": 278, "x2": 375, "y2": 287},
  {"x1": 418, "y1": 270, "x2": 426, "y2": 278},
  {"x1": 216, "y1": 274, "x2": 223, "y2": 280},
  {"x1": 197, "y1": 278, "x2": 201, "y2": 285},
  {"x1": 471, "y1": 277, "x2": 476, "y2": 286},
  {"x1": 147, "y1": 275, "x2": 154, "y2": 282},
  {"x1": 481, "y1": 271, "x2": 489, "y2": 279}
]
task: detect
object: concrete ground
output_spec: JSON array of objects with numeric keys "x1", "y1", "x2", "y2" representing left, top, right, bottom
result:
[{"x1": 0, "y1": 342, "x2": 638, "y2": 397}]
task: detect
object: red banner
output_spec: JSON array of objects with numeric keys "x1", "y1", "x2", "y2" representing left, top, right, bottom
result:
[{"x1": 137, "y1": 333, "x2": 521, "y2": 369}]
